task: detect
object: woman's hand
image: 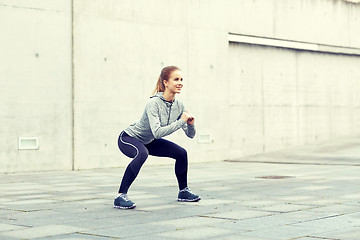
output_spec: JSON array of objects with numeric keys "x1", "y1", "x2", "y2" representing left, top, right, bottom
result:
[
  {"x1": 181, "y1": 111, "x2": 195, "y2": 125},
  {"x1": 187, "y1": 115, "x2": 195, "y2": 125}
]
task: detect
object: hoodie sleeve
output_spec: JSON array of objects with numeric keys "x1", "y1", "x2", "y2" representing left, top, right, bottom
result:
[
  {"x1": 179, "y1": 102, "x2": 196, "y2": 139},
  {"x1": 146, "y1": 100, "x2": 186, "y2": 139},
  {"x1": 182, "y1": 122, "x2": 196, "y2": 139}
]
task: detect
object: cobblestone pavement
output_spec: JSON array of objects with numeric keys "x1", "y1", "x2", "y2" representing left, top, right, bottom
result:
[{"x1": 1, "y1": 137, "x2": 360, "y2": 239}]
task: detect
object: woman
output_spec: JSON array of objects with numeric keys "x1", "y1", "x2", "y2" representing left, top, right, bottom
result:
[{"x1": 114, "y1": 66, "x2": 201, "y2": 209}]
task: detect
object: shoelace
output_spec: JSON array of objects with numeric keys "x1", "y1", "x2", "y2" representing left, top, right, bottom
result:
[
  {"x1": 180, "y1": 187, "x2": 192, "y2": 193},
  {"x1": 120, "y1": 194, "x2": 130, "y2": 202}
]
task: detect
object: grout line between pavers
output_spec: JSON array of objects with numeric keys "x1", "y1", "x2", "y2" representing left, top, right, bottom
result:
[{"x1": 78, "y1": 232, "x2": 121, "y2": 239}]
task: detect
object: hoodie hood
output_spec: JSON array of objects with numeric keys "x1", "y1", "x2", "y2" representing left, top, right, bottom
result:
[
  {"x1": 151, "y1": 92, "x2": 175, "y2": 114},
  {"x1": 151, "y1": 92, "x2": 165, "y2": 99},
  {"x1": 151, "y1": 92, "x2": 175, "y2": 103}
]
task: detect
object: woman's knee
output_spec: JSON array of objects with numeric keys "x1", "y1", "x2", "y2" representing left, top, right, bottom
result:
[
  {"x1": 129, "y1": 148, "x2": 148, "y2": 172},
  {"x1": 176, "y1": 147, "x2": 188, "y2": 161},
  {"x1": 137, "y1": 149, "x2": 149, "y2": 162}
]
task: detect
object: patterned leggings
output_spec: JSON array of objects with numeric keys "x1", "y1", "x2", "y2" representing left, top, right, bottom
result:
[{"x1": 117, "y1": 131, "x2": 188, "y2": 194}]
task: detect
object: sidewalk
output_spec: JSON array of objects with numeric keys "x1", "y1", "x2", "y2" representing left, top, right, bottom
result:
[{"x1": 1, "y1": 137, "x2": 360, "y2": 240}]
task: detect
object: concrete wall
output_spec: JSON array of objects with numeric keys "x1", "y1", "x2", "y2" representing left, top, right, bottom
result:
[
  {"x1": 0, "y1": 0, "x2": 72, "y2": 172},
  {"x1": 228, "y1": 44, "x2": 360, "y2": 158},
  {"x1": 1, "y1": 0, "x2": 360, "y2": 172}
]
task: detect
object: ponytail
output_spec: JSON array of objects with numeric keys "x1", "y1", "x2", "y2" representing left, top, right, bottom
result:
[
  {"x1": 153, "y1": 76, "x2": 166, "y2": 95},
  {"x1": 152, "y1": 66, "x2": 180, "y2": 95}
]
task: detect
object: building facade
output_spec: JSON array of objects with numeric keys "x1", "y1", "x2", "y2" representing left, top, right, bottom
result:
[{"x1": 1, "y1": 0, "x2": 360, "y2": 173}]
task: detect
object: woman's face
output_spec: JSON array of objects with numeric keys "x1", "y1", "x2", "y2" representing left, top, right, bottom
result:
[{"x1": 164, "y1": 70, "x2": 183, "y2": 94}]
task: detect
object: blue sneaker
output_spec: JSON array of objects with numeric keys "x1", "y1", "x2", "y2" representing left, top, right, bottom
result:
[
  {"x1": 114, "y1": 193, "x2": 136, "y2": 209},
  {"x1": 177, "y1": 187, "x2": 201, "y2": 202}
]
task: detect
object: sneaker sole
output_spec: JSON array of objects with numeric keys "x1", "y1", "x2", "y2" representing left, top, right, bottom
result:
[
  {"x1": 114, "y1": 204, "x2": 136, "y2": 209},
  {"x1": 177, "y1": 197, "x2": 201, "y2": 202}
]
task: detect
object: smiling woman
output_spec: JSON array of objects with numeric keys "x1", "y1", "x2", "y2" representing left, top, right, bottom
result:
[{"x1": 114, "y1": 66, "x2": 200, "y2": 209}]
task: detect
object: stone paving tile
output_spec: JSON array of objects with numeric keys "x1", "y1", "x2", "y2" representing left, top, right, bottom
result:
[
  {"x1": 154, "y1": 226, "x2": 243, "y2": 239},
  {"x1": 138, "y1": 204, "x2": 178, "y2": 211},
  {"x1": 306, "y1": 203, "x2": 360, "y2": 215},
  {"x1": 0, "y1": 225, "x2": 87, "y2": 239},
  {"x1": 66, "y1": 216, "x2": 146, "y2": 231},
  {"x1": 79, "y1": 223, "x2": 174, "y2": 239},
  {"x1": 201, "y1": 209, "x2": 274, "y2": 220},
  {"x1": 322, "y1": 228, "x2": 360, "y2": 240},
  {"x1": 293, "y1": 198, "x2": 348, "y2": 206},
  {"x1": 290, "y1": 212, "x2": 360, "y2": 232},
  {"x1": 15, "y1": 194, "x2": 54, "y2": 200},
  {"x1": 296, "y1": 185, "x2": 335, "y2": 191},
  {"x1": 340, "y1": 193, "x2": 360, "y2": 200},
  {"x1": 217, "y1": 236, "x2": 268, "y2": 240},
  {"x1": 255, "y1": 203, "x2": 317, "y2": 213},
  {"x1": 1, "y1": 205, "x2": 53, "y2": 213},
  {"x1": 211, "y1": 217, "x2": 277, "y2": 232},
  {"x1": 188, "y1": 198, "x2": 235, "y2": 206},
  {"x1": 0, "y1": 198, "x2": 14, "y2": 204},
  {"x1": 36, "y1": 236, "x2": 102, "y2": 240},
  {"x1": 237, "y1": 199, "x2": 278, "y2": 208},
  {"x1": 0, "y1": 223, "x2": 28, "y2": 232},
  {"x1": 2, "y1": 199, "x2": 58, "y2": 206},
  {"x1": 113, "y1": 236, "x2": 163, "y2": 240},
  {"x1": 150, "y1": 215, "x2": 232, "y2": 229},
  {"x1": 237, "y1": 225, "x2": 325, "y2": 240}
]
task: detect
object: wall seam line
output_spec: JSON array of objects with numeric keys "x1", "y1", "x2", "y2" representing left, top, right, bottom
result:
[{"x1": 71, "y1": 0, "x2": 75, "y2": 171}]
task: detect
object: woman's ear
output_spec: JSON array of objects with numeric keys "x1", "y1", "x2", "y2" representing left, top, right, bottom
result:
[{"x1": 163, "y1": 80, "x2": 168, "y2": 88}]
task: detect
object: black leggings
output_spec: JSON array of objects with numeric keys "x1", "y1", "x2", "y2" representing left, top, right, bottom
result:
[{"x1": 117, "y1": 131, "x2": 188, "y2": 194}]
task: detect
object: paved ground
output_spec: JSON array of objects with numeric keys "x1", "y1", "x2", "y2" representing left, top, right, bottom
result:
[{"x1": 1, "y1": 136, "x2": 360, "y2": 240}]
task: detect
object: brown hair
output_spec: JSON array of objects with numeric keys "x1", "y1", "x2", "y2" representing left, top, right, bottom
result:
[{"x1": 153, "y1": 66, "x2": 181, "y2": 94}]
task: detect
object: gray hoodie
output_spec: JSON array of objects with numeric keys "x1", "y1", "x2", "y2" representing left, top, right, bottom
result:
[{"x1": 124, "y1": 92, "x2": 196, "y2": 144}]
